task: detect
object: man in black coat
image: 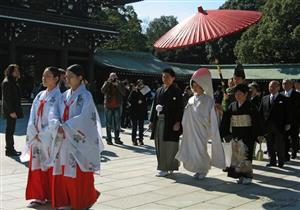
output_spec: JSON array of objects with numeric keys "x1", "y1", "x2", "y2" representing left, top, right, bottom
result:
[
  {"x1": 149, "y1": 68, "x2": 183, "y2": 177},
  {"x1": 281, "y1": 79, "x2": 300, "y2": 160},
  {"x1": 259, "y1": 81, "x2": 290, "y2": 168},
  {"x1": 128, "y1": 80, "x2": 148, "y2": 146},
  {"x1": 248, "y1": 82, "x2": 261, "y2": 109},
  {"x1": 1, "y1": 64, "x2": 23, "y2": 156}
]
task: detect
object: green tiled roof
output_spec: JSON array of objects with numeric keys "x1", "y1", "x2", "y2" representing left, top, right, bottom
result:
[
  {"x1": 169, "y1": 63, "x2": 300, "y2": 80},
  {"x1": 94, "y1": 49, "x2": 193, "y2": 77},
  {"x1": 94, "y1": 49, "x2": 300, "y2": 80}
]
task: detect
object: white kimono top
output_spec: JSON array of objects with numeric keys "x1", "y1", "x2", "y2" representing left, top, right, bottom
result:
[
  {"x1": 21, "y1": 86, "x2": 61, "y2": 171},
  {"x1": 176, "y1": 94, "x2": 226, "y2": 174},
  {"x1": 49, "y1": 84, "x2": 104, "y2": 178}
]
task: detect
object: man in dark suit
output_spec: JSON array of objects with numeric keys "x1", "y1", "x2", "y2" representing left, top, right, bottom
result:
[
  {"x1": 1, "y1": 64, "x2": 23, "y2": 156},
  {"x1": 149, "y1": 68, "x2": 184, "y2": 177},
  {"x1": 259, "y1": 81, "x2": 290, "y2": 168},
  {"x1": 295, "y1": 79, "x2": 300, "y2": 93},
  {"x1": 248, "y1": 82, "x2": 261, "y2": 109},
  {"x1": 281, "y1": 79, "x2": 300, "y2": 160}
]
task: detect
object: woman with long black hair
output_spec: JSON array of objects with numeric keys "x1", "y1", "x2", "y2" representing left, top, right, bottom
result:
[{"x1": 1, "y1": 64, "x2": 23, "y2": 156}]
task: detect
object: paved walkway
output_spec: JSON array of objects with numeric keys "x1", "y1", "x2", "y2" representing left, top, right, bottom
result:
[{"x1": 0, "y1": 116, "x2": 299, "y2": 210}]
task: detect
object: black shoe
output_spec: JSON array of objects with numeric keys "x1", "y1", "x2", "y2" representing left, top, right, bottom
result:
[
  {"x1": 285, "y1": 154, "x2": 290, "y2": 162},
  {"x1": 266, "y1": 163, "x2": 276, "y2": 167},
  {"x1": 132, "y1": 140, "x2": 138, "y2": 146},
  {"x1": 139, "y1": 140, "x2": 144, "y2": 146},
  {"x1": 5, "y1": 150, "x2": 21, "y2": 157},
  {"x1": 223, "y1": 167, "x2": 229, "y2": 172},
  {"x1": 115, "y1": 139, "x2": 123, "y2": 145},
  {"x1": 278, "y1": 163, "x2": 284, "y2": 168},
  {"x1": 291, "y1": 153, "x2": 297, "y2": 159},
  {"x1": 106, "y1": 141, "x2": 113, "y2": 145}
]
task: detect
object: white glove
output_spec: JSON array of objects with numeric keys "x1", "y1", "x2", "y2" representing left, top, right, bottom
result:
[{"x1": 156, "y1": 104, "x2": 163, "y2": 116}]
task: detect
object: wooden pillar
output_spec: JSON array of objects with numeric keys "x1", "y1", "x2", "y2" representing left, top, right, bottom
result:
[
  {"x1": 8, "y1": 42, "x2": 16, "y2": 64},
  {"x1": 87, "y1": 50, "x2": 94, "y2": 82},
  {"x1": 60, "y1": 48, "x2": 68, "y2": 69}
]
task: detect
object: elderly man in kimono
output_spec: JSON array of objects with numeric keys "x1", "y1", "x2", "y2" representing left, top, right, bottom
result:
[
  {"x1": 149, "y1": 68, "x2": 184, "y2": 177},
  {"x1": 176, "y1": 68, "x2": 226, "y2": 180},
  {"x1": 49, "y1": 64, "x2": 104, "y2": 210},
  {"x1": 220, "y1": 84, "x2": 264, "y2": 185},
  {"x1": 22, "y1": 67, "x2": 61, "y2": 208}
]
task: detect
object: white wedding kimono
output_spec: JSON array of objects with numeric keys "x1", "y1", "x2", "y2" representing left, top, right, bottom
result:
[
  {"x1": 176, "y1": 94, "x2": 226, "y2": 174},
  {"x1": 21, "y1": 86, "x2": 61, "y2": 171},
  {"x1": 49, "y1": 84, "x2": 104, "y2": 178}
]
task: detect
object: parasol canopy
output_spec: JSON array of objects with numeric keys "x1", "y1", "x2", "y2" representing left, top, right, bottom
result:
[{"x1": 154, "y1": 6, "x2": 262, "y2": 49}]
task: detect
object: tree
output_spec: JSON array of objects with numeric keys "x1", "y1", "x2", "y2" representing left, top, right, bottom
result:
[
  {"x1": 145, "y1": 16, "x2": 180, "y2": 62},
  {"x1": 146, "y1": 16, "x2": 208, "y2": 64},
  {"x1": 145, "y1": 16, "x2": 178, "y2": 49},
  {"x1": 220, "y1": 0, "x2": 266, "y2": 10},
  {"x1": 100, "y1": 6, "x2": 147, "y2": 51},
  {"x1": 205, "y1": 0, "x2": 267, "y2": 64},
  {"x1": 235, "y1": 0, "x2": 300, "y2": 63}
]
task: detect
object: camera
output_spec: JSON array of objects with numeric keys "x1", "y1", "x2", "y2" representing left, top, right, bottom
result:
[{"x1": 111, "y1": 78, "x2": 117, "y2": 83}]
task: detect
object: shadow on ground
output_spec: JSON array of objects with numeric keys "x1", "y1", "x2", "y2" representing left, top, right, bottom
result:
[
  {"x1": 164, "y1": 162, "x2": 300, "y2": 210},
  {"x1": 110, "y1": 143, "x2": 156, "y2": 156},
  {"x1": 101, "y1": 150, "x2": 119, "y2": 162}
]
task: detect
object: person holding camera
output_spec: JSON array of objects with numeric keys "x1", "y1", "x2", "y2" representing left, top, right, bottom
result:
[
  {"x1": 101, "y1": 72, "x2": 126, "y2": 145},
  {"x1": 128, "y1": 80, "x2": 148, "y2": 146}
]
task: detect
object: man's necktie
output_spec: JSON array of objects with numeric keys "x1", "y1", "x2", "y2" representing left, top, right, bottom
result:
[{"x1": 270, "y1": 95, "x2": 275, "y2": 105}]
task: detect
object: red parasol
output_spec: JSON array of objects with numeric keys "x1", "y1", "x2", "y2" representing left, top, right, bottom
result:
[{"x1": 154, "y1": 6, "x2": 262, "y2": 50}]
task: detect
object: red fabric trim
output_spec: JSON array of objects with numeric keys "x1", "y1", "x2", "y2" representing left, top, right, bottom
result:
[
  {"x1": 51, "y1": 166, "x2": 100, "y2": 209},
  {"x1": 63, "y1": 100, "x2": 74, "y2": 122},
  {"x1": 25, "y1": 148, "x2": 52, "y2": 201},
  {"x1": 35, "y1": 99, "x2": 46, "y2": 132}
]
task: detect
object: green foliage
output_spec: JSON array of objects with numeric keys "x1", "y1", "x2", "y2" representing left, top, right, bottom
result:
[
  {"x1": 145, "y1": 16, "x2": 178, "y2": 49},
  {"x1": 235, "y1": 0, "x2": 300, "y2": 63},
  {"x1": 206, "y1": 0, "x2": 266, "y2": 64},
  {"x1": 220, "y1": 0, "x2": 266, "y2": 10},
  {"x1": 145, "y1": 16, "x2": 208, "y2": 63},
  {"x1": 100, "y1": 6, "x2": 147, "y2": 51},
  {"x1": 154, "y1": 45, "x2": 208, "y2": 64}
]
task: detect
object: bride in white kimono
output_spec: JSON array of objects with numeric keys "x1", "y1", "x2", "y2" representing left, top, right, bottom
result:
[
  {"x1": 176, "y1": 68, "x2": 225, "y2": 180},
  {"x1": 49, "y1": 64, "x2": 104, "y2": 210},
  {"x1": 22, "y1": 67, "x2": 61, "y2": 208}
]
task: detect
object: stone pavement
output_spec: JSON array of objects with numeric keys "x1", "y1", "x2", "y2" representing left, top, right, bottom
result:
[{"x1": 0, "y1": 116, "x2": 300, "y2": 210}]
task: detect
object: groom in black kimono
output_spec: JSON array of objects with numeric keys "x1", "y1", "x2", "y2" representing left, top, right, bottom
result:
[{"x1": 149, "y1": 68, "x2": 184, "y2": 177}]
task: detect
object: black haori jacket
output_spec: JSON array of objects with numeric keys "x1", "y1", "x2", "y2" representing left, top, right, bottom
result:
[
  {"x1": 150, "y1": 84, "x2": 183, "y2": 142},
  {"x1": 1, "y1": 77, "x2": 23, "y2": 119},
  {"x1": 220, "y1": 100, "x2": 264, "y2": 142}
]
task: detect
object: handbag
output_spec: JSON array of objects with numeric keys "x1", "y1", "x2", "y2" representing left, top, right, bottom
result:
[
  {"x1": 222, "y1": 140, "x2": 232, "y2": 167},
  {"x1": 256, "y1": 143, "x2": 264, "y2": 161}
]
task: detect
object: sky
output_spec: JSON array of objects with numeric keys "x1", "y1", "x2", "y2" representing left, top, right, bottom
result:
[{"x1": 129, "y1": 0, "x2": 227, "y2": 30}]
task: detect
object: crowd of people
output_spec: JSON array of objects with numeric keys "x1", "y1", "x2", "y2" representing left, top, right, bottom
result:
[{"x1": 1, "y1": 63, "x2": 300, "y2": 209}]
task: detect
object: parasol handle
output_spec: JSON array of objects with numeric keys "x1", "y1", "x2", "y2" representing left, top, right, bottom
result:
[{"x1": 216, "y1": 64, "x2": 225, "y2": 89}]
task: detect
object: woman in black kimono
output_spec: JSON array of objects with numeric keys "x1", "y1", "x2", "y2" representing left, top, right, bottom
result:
[{"x1": 220, "y1": 84, "x2": 264, "y2": 185}]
